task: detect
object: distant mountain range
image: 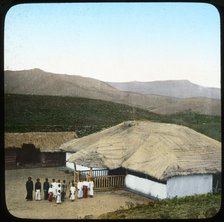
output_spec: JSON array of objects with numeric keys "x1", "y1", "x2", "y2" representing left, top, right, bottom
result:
[
  {"x1": 107, "y1": 80, "x2": 220, "y2": 99},
  {"x1": 4, "y1": 69, "x2": 221, "y2": 116}
]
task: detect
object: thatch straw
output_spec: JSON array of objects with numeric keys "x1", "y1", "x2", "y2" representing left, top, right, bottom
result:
[
  {"x1": 62, "y1": 121, "x2": 221, "y2": 181},
  {"x1": 5, "y1": 132, "x2": 77, "y2": 152}
]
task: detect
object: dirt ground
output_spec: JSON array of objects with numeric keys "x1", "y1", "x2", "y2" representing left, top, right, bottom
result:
[{"x1": 5, "y1": 167, "x2": 151, "y2": 219}]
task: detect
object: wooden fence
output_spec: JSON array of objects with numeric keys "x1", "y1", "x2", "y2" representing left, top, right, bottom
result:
[
  {"x1": 74, "y1": 169, "x2": 125, "y2": 191},
  {"x1": 94, "y1": 175, "x2": 125, "y2": 191}
]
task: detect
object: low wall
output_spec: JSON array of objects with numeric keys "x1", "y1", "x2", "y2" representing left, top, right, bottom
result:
[{"x1": 125, "y1": 174, "x2": 167, "y2": 199}]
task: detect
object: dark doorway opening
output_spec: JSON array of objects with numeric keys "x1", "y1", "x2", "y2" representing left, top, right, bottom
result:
[{"x1": 17, "y1": 143, "x2": 41, "y2": 165}]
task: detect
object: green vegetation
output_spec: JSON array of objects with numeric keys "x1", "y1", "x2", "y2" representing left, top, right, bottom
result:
[
  {"x1": 98, "y1": 193, "x2": 221, "y2": 219},
  {"x1": 158, "y1": 112, "x2": 221, "y2": 141},
  {"x1": 4, "y1": 94, "x2": 221, "y2": 141}
]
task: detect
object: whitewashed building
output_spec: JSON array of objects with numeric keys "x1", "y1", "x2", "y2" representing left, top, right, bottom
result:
[{"x1": 60, "y1": 121, "x2": 221, "y2": 199}]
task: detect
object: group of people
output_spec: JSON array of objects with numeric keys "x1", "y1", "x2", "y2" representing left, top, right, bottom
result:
[{"x1": 25, "y1": 176, "x2": 94, "y2": 204}]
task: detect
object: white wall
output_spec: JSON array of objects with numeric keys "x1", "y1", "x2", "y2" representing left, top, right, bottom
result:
[
  {"x1": 125, "y1": 174, "x2": 213, "y2": 199},
  {"x1": 65, "y1": 152, "x2": 74, "y2": 170},
  {"x1": 167, "y1": 174, "x2": 213, "y2": 198},
  {"x1": 66, "y1": 152, "x2": 75, "y2": 169},
  {"x1": 66, "y1": 152, "x2": 108, "y2": 176},
  {"x1": 125, "y1": 174, "x2": 167, "y2": 199}
]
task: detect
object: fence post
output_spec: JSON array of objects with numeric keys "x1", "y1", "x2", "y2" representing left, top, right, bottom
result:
[{"x1": 73, "y1": 163, "x2": 76, "y2": 183}]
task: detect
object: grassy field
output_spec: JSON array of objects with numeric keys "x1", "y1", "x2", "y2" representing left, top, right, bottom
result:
[
  {"x1": 4, "y1": 94, "x2": 221, "y2": 141},
  {"x1": 98, "y1": 193, "x2": 221, "y2": 219}
]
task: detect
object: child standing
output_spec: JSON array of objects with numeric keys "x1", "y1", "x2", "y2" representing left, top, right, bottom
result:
[{"x1": 69, "y1": 182, "x2": 76, "y2": 201}]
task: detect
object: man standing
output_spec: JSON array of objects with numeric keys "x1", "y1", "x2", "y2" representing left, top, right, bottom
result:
[
  {"x1": 26, "y1": 176, "x2": 33, "y2": 201},
  {"x1": 61, "y1": 180, "x2": 67, "y2": 201},
  {"x1": 35, "y1": 178, "x2": 41, "y2": 201},
  {"x1": 43, "y1": 178, "x2": 50, "y2": 200}
]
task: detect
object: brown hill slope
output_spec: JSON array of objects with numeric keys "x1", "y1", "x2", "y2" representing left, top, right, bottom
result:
[{"x1": 4, "y1": 69, "x2": 220, "y2": 116}]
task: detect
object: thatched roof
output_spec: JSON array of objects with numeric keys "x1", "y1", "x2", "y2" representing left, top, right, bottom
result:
[
  {"x1": 5, "y1": 132, "x2": 77, "y2": 152},
  {"x1": 62, "y1": 121, "x2": 221, "y2": 181}
]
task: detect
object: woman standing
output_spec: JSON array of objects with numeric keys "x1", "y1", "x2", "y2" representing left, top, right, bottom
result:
[{"x1": 48, "y1": 184, "x2": 54, "y2": 202}]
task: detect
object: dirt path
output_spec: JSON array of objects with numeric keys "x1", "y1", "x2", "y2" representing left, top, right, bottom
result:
[{"x1": 5, "y1": 167, "x2": 151, "y2": 219}]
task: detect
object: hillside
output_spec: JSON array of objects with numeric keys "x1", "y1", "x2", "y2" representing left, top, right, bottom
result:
[
  {"x1": 98, "y1": 193, "x2": 221, "y2": 219},
  {"x1": 151, "y1": 97, "x2": 221, "y2": 115},
  {"x1": 4, "y1": 94, "x2": 221, "y2": 141},
  {"x1": 108, "y1": 80, "x2": 220, "y2": 99},
  {"x1": 4, "y1": 69, "x2": 220, "y2": 116}
]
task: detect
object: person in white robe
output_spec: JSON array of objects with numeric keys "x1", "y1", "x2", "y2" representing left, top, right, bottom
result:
[
  {"x1": 56, "y1": 184, "x2": 62, "y2": 204},
  {"x1": 88, "y1": 179, "x2": 94, "y2": 197},
  {"x1": 57, "y1": 179, "x2": 62, "y2": 189},
  {"x1": 56, "y1": 180, "x2": 61, "y2": 194},
  {"x1": 83, "y1": 179, "x2": 89, "y2": 187},
  {"x1": 77, "y1": 180, "x2": 83, "y2": 199},
  {"x1": 51, "y1": 179, "x2": 57, "y2": 199},
  {"x1": 69, "y1": 183, "x2": 76, "y2": 201}
]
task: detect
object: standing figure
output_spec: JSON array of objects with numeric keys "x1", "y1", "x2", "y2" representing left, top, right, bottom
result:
[
  {"x1": 26, "y1": 176, "x2": 33, "y2": 201},
  {"x1": 48, "y1": 184, "x2": 54, "y2": 202},
  {"x1": 82, "y1": 179, "x2": 89, "y2": 198},
  {"x1": 88, "y1": 178, "x2": 94, "y2": 198},
  {"x1": 35, "y1": 178, "x2": 41, "y2": 201},
  {"x1": 51, "y1": 178, "x2": 57, "y2": 199},
  {"x1": 61, "y1": 180, "x2": 67, "y2": 201},
  {"x1": 56, "y1": 179, "x2": 61, "y2": 193},
  {"x1": 43, "y1": 178, "x2": 50, "y2": 200},
  {"x1": 69, "y1": 180, "x2": 74, "y2": 198},
  {"x1": 69, "y1": 182, "x2": 76, "y2": 201},
  {"x1": 57, "y1": 179, "x2": 62, "y2": 186},
  {"x1": 77, "y1": 180, "x2": 83, "y2": 199},
  {"x1": 56, "y1": 184, "x2": 62, "y2": 204}
]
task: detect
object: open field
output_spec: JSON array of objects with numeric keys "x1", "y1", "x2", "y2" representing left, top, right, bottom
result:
[{"x1": 4, "y1": 167, "x2": 150, "y2": 219}]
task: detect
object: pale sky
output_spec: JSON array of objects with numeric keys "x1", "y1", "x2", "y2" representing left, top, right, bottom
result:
[{"x1": 4, "y1": 3, "x2": 221, "y2": 88}]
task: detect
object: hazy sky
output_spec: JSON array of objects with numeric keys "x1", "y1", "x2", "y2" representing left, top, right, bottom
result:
[{"x1": 4, "y1": 3, "x2": 220, "y2": 87}]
